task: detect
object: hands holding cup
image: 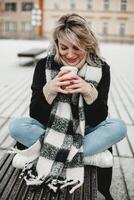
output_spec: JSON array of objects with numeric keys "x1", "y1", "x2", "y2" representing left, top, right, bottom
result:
[
  {"x1": 47, "y1": 65, "x2": 91, "y2": 96},
  {"x1": 59, "y1": 66, "x2": 78, "y2": 90},
  {"x1": 47, "y1": 66, "x2": 77, "y2": 96},
  {"x1": 57, "y1": 66, "x2": 91, "y2": 96}
]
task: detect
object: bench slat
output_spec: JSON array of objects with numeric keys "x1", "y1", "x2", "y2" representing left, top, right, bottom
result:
[
  {"x1": 0, "y1": 154, "x2": 97, "y2": 200},
  {"x1": 1, "y1": 169, "x2": 20, "y2": 200}
]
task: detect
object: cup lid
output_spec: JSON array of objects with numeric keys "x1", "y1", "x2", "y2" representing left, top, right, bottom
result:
[{"x1": 60, "y1": 66, "x2": 78, "y2": 72}]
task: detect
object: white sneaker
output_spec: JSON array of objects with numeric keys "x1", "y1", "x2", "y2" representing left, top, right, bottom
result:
[
  {"x1": 83, "y1": 150, "x2": 113, "y2": 168},
  {"x1": 11, "y1": 140, "x2": 41, "y2": 169}
]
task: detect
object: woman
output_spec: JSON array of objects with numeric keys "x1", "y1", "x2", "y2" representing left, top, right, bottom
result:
[{"x1": 9, "y1": 14, "x2": 127, "y2": 199}]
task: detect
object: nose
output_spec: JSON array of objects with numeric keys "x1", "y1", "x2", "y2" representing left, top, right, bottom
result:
[{"x1": 66, "y1": 49, "x2": 76, "y2": 59}]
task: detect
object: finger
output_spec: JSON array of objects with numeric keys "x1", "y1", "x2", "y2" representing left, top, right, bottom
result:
[
  {"x1": 69, "y1": 181, "x2": 83, "y2": 194},
  {"x1": 66, "y1": 83, "x2": 82, "y2": 89},
  {"x1": 67, "y1": 88, "x2": 81, "y2": 94},
  {"x1": 69, "y1": 79, "x2": 80, "y2": 84},
  {"x1": 57, "y1": 80, "x2": 71, "y2": 87},
  {"x1": 59, "y1": 73, "x2": 78, "y2": 81},
  {"x1": 57, "y1": 87, "x2": 68, "y2": 94},
  {"x1": 60, "y1": 180, "x2": 77, "y2": 189}
]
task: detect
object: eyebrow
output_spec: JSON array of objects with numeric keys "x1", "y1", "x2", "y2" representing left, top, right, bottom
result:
[
  {"x1": 59, "y1": 42, "x2": 80, "y2": 50},
  {"x1": 59, "y1": 43, "x2": 67, "y2": 47}
]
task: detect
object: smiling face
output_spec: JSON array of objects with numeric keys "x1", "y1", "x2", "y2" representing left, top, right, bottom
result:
[{"x1": 58, "y1": 35, "x2": 87, "y2": 66}]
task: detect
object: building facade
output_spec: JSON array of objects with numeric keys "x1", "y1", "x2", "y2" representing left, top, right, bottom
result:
[
  {"x1": 0, "y1": 0, "x2": 43, "y2": 39},
  {"x1": 44, "y1": 0, "x2": 134, "y2": 43},
  {"x1": 0, "y1": 0, "x2": 134, "y2": 43}
]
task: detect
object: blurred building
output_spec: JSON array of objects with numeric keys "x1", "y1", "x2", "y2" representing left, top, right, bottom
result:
[
  {"x1": 0, "y1": 0, "x2": 134, "y2": 43},
  {"x1": 45, "y1": 0, "x2": 134, "y2": 43},
  {"x1": 0, "y1": 0, "x2": 43, "y2": 39}
]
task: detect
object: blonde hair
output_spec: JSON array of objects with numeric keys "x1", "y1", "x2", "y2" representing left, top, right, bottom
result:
[{"x1": 49, "y1": 13, "x2": 102, "y2": 65}]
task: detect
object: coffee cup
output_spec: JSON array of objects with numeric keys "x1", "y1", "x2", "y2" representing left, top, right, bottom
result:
[
  {"x1": 60, "y1": 66, "x2": 78, "y2": 75},
  {"x1": 60, "y1": 66, "x2": 78, "y2": 90}
]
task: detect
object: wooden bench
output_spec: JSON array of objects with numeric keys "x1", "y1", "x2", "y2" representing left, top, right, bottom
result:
[
  {"x1": 17, "y1": 48, "x2": 47, "y2": 66},
  {"x1": 0, "y1": 152, "x2": 97, "y2": 200}
]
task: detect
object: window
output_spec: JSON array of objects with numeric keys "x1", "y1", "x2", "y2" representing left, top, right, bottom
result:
[
  {"x1": 87, "y1": 0, "x2": 93, "y2": 10},
  {"x1": 121, "y1": 0, "x2": 127, "y2": 11},
  {"x1": 22, "y1": 22, "x2": 33, "y2": 32},
  {"x1": 53, "y1": 0, "x2": 59, "y2": 9},
  {"x1": 119, "y1": 23, "x2": 125, "y2": 36},
  {"x1": 70, "y1": 0, "x2": 75, "y2": 9},
  {"x1": 5, "y1": 21, "x2": 17, "y2": 32},
  {"x1": 102, "y1": 22, "x2": 108, "y2": 35},
  {"x1": 5, "y1": 3, "x2": 16, "y2": 11},
  {"x1": 21, "y1": 2, "x2": 33, "y2": 11},
  {"x1": 103, "y1": 0, "x2": 110, "y2": 11}
]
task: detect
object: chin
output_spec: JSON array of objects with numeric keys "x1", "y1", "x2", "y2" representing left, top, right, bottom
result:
[{"x1": 66, "y1": 62, "x2": 79, "y2": 66}]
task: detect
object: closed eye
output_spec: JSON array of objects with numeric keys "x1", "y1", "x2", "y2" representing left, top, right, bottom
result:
[
  {"x1": 61, "y1": 46, "x2": 67, "y2": 50},
  {"x1": 73, "y1": 46, "x2": 79, "y2": 50}
]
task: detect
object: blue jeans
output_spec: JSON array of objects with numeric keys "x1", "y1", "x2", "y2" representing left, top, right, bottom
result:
[{"x1": 9, "y1": 117, "x2": 127, "y2": 156}]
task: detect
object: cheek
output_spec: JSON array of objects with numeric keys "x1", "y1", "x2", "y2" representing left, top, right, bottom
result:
[
  {"x1": 58, "y1": 46, "x2": 66, "y2": 55},
  {"x1": 59, "y1": 50, "x2": 66, "y2": 56},
  {"x1": 79, "y1": 52, "x2": 86, "y2": 59}
]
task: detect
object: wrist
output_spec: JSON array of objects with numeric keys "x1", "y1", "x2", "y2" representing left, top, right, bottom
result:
[
  {"x1": 83, "y1": 83, "x2": 98, "y2": 105},
  {"x1": 83, "y1": 83, "x2": 93, "y2": 97},
  {"x1": 43, "y1": 83, "x2": 57, "y2": 104}
]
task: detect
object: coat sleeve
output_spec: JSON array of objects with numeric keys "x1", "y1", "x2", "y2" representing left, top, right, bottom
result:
[
  {"x1": 29, "y1": 58, "x2": 52, "y2": 126},
  {"x1": 84, "y1": 62, "x2": 110, "y2": 127}
]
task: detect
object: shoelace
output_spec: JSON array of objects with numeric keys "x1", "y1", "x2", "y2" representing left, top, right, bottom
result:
[{"x1": 7, "y1": 147, "x2": 22, "y2": 154}]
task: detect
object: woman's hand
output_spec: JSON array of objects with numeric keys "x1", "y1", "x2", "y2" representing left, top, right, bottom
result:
[
  {"x1": 49, "y1": 70, "x2": 73, "y2": 95},
  {"x1": 58, "y1": 72, "x2": 92, "y2": 96}
]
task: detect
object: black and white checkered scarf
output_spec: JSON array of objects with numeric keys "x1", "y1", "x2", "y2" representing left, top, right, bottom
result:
[{"x1": 20, "y1": 53, "x2": 103, "y2": 193}]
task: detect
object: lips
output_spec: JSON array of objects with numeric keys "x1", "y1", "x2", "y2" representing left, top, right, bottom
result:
[
  {"x1": 65, "y1": 58, "x2": 79, "y2": 65},
  {"x1": 66, "y1": 58, "x2": 78, "y2": 62}
]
